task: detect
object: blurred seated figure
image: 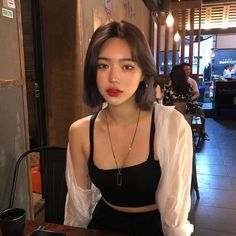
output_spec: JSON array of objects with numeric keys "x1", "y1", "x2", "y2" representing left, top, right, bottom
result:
[
  {"x1": 203, "y1": 62, "x2": 212, "y2": 81},
  {"x1": 163, "y1": 65, "x2": 193, "y2": 106},
  {"x1": 163, "y1": 64, "x2": 209, "y2": 141},
  {"x1": 154, "y1": 75, "x2": 170, "y2": 105},
  {"x1": 223, "y1": 64, "x2": 235, "y2": 79},
  {"x1": 182, "y1": 63, "x2": 209, "y2": 141},
  {"x1": 155, "y1": 84, "x2": 162, "y2": 104},
  {"x1": 181, "y1": 63, "x2": 200, "y2": 101}
]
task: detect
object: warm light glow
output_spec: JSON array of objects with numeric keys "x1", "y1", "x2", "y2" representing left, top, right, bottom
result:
[
  {"x1": 186, "y1": 22, "x2": 190, "y2": 30},
  {"x1": 221, "y1": 21, "x2": 228, "y2": 29},
  {"x1": 166, "y1": 11, "x2": 174, "y2": 27},
  {"x1": 174, "y1": 31, "x2": 180, "y2": 42},
  {"x1": 204, "y1": 21, "x2": 211, "y2": 30}
]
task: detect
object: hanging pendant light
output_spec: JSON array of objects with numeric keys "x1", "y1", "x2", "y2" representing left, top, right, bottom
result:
[
  {"x1": 174, "y1": 31, "x2": 180, "y2": 42},
  {"x1": 166, "y1": 11, "x2": 174, "y2": 27}
]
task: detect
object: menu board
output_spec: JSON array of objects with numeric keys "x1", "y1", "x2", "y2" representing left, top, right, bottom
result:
[{"x1": 212, "y1": 49, "x2": 236, "y2": 77}]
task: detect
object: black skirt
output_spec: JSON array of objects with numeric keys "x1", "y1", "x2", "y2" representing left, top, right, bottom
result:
[{"x1": 88, "y1": 199, "x2": 164, "y2": 236}]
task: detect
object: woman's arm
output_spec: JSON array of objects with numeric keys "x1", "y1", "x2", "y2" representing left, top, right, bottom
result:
[
  {"x1": 69, "y1": 119, "x2": 91, "y2": 189},
  {"x1": 190, "y1": 78, "x2": 200, "y2": 101},
  {"x1": 155, "y1": 105, "x2": 194, "y2": 236},
  {"x1": 155, "y1": 85, "x2": 163, "y2": 104},
  {"x1": 64, "y1": 118, "x2": 101, "y2": 227}
]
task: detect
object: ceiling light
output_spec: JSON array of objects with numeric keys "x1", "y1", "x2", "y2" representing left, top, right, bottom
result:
[
  {"x1": 166, "y1": 11, "x2": 174, "y2": 27},
  {"x1": 174, "y1": 31, "x2": 180, "y2": 42}
]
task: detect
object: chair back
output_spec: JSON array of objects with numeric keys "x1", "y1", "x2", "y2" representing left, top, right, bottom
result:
[
  {"x1": 173, "y1": 102, "x2": 187, "y2": 114},
  {"x1": 9, "y1": 146, "x2": 67, "y2": 224},
  {"x1": 40, "y1": 147, "x2": 67, "y2": 224}
]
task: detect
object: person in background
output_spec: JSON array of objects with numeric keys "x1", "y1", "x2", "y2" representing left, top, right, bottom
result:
[
  {"x1": 163, "y1": 65, "x2": 193, "y2": 106},
  {"x1": 155, "y1": 83, "x2": 162, "y2": 104},
  {"x1": 181, "y1": 63, "x2": 210, "y2": 141},
  {"x1": 203, "y1": 62, "x2": 212, "y2": 81},
  {"x1": 181, "y1": 63, "x2": 200, "y2": 101},
  {"x1": 64, "y1": 20, "x2": 193, "y2": 236}
]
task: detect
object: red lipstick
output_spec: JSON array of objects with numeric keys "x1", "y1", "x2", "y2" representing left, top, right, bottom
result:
[{"x1": 106, "y1": 89, "x2": 123, "y2": 97}]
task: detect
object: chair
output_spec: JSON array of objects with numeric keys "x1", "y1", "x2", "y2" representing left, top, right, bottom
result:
[
  {"x1": 191, "y1": 149, "x2": 200, "y2": 200},
  {"x1": 186, "y1": 102, "x2": 205, "y2": 149},
  {"x1": 173, "y1": 102, "x2": 187, "y2": 114},
  {"x1": 9, "y1": 146, "x2": 67, "y2": 224}
]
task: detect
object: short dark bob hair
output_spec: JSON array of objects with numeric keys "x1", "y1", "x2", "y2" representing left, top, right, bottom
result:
[
  {"x1": 170, "y1": 65, "x2": 190, "y2": 95},
  {"x1": 83, "y1": 20, "x2": 157, "y2": 110}
]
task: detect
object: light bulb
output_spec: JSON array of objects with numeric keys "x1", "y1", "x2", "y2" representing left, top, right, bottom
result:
[
  {"x1": 166, "y1": 11, "x2": 174, "y2": 27},
  {"x1": 174, "y1": 31, "x2": 180, "y2": 42}
]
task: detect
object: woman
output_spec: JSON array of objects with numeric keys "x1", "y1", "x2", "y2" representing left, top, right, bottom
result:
[
  {"x1": 181, "y1": 63, "x2": 200, "y2": 102},
  {"x1": 181, "y1": 62, "x2": 210, "y2": 140},
  {"x1": 64, "y1": 21, "x2": 193, "y2": 236},
  {"x1": 163, "y1": 65, "x2": 194, "y2": 106},
  {"x1": 155, "y1": 83, "x2": 163, "y2": 104}
]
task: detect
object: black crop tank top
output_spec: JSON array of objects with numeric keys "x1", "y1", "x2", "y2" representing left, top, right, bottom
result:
[{"x1": 88, "y1": 110, "x2": 161, "y2": 207}]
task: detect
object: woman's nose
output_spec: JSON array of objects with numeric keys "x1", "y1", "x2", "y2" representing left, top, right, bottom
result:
[{"x1": 109, "y1": 66, "x2": 120, "y2": 83}]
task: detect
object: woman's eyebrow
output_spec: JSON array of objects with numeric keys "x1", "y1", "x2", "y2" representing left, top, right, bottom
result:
[{"x1": 97, "y1": 57, "x2": 135, "y2": 62}]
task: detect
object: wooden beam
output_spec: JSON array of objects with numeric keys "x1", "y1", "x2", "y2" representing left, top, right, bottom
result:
[
  {"x1": 172, "y1": 11, "x2": 178, "y2": 66},
  {"x1": 164, "y1": 25, "x2": 169, "y2": 75},
  {"x1": 149, "y1": 13, "x2": 154, "y2": 53},
  {"x1": 189, "y1": 8, "x2": 195, "y2": 66},
  {"x1": 181, "y1": 9, "x2": 186, "y2": 63},
  {"x1": 172, "y1": 0, "x2": 201, "y2": 10},
  {"x1": 156, "y1": 16, "x2": 161, "y2": 75},
  {"x1": 197, "y1": 6, "x2": 202, "y2": 75}
]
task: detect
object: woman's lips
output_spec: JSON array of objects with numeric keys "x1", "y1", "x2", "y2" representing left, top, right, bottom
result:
[{"x1": 106, "y1": 89, "x2": 123, "y2": 97}]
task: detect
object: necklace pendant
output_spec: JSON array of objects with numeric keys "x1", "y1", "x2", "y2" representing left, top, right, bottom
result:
[{"x1": 117, "y1": 172, "x2": 122, "y2": 186}]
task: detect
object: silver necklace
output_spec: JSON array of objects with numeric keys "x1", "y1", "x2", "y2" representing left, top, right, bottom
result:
[{"x1": 105, "y1": 109, "x2": 141, "y2": 187}]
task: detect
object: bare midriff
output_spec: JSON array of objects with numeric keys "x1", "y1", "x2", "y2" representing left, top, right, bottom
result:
[{"x1": 102, "y1": 198, "x2": 158, "y2": 213}]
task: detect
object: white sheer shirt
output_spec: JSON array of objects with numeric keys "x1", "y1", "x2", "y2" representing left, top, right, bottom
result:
[{"x1": 64, "y1": 103, "x2": 194, "y2": 236}]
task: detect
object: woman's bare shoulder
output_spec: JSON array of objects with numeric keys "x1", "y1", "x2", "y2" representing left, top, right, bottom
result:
[
  {"x1": 69, "y1": 115, "x2": 92, "y2": 142},
  {"x1": 70, "y1": 116, "x2": 91, "y2": 132},
  {"x1": 68, "y1": 115, "x2": 93, "y2": 162}
]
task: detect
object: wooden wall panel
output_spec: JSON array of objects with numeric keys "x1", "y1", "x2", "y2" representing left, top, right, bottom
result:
[
  {"x1": 0, "y1": 0, "x2": 31, "y2": 218},
  {"x1": 41, "y1": 0, "x2": 79, "y2": 146},
  {"x1": 40, "y1": 0, "x2": 150, "y2": 145},
  {"x1": 181, "y1": 9, "x2": 186, "y2": 63}
]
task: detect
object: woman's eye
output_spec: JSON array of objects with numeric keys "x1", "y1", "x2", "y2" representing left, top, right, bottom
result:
[
  {"x1": 123, "y1": 64, "x2": 135, "y2": 70},
  {"x1": 97, "y1": 63, "x2": 109, "y2": 69}
]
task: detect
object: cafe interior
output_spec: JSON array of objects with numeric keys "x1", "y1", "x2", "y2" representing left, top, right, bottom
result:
[{"x1": 0, "y1": 0, "x2": 236, "y2": 235}]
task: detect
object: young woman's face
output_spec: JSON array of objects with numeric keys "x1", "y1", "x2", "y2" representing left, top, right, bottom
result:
[
  {"x1": 183, "y1": 65, "x2": 191, "y2": 78},
  {"x1": 96, "y1": 38, "x2": 142, "y2": 107}
]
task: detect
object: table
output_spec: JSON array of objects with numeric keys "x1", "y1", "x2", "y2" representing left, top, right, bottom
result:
[{"x1": 0, "y1": 220, "x2": 126, "y2": 236}]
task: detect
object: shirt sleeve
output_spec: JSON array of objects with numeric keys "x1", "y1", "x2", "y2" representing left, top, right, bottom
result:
[
  {"x1": 64, "y1": 144, "x2": 101, "y2": 227},
  {"x1": 154, "y1": 104, "x2": 194, "y2": 236}
]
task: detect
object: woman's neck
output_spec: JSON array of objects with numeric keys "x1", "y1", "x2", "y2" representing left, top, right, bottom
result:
[{"x1": 105, "y1": 104, "x2": 140, "y2": 126}]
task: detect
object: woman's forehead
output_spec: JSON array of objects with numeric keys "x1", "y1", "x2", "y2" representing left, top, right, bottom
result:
[{"x1": 99, "y1": 38, "x2": 132, "y2": 58}]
